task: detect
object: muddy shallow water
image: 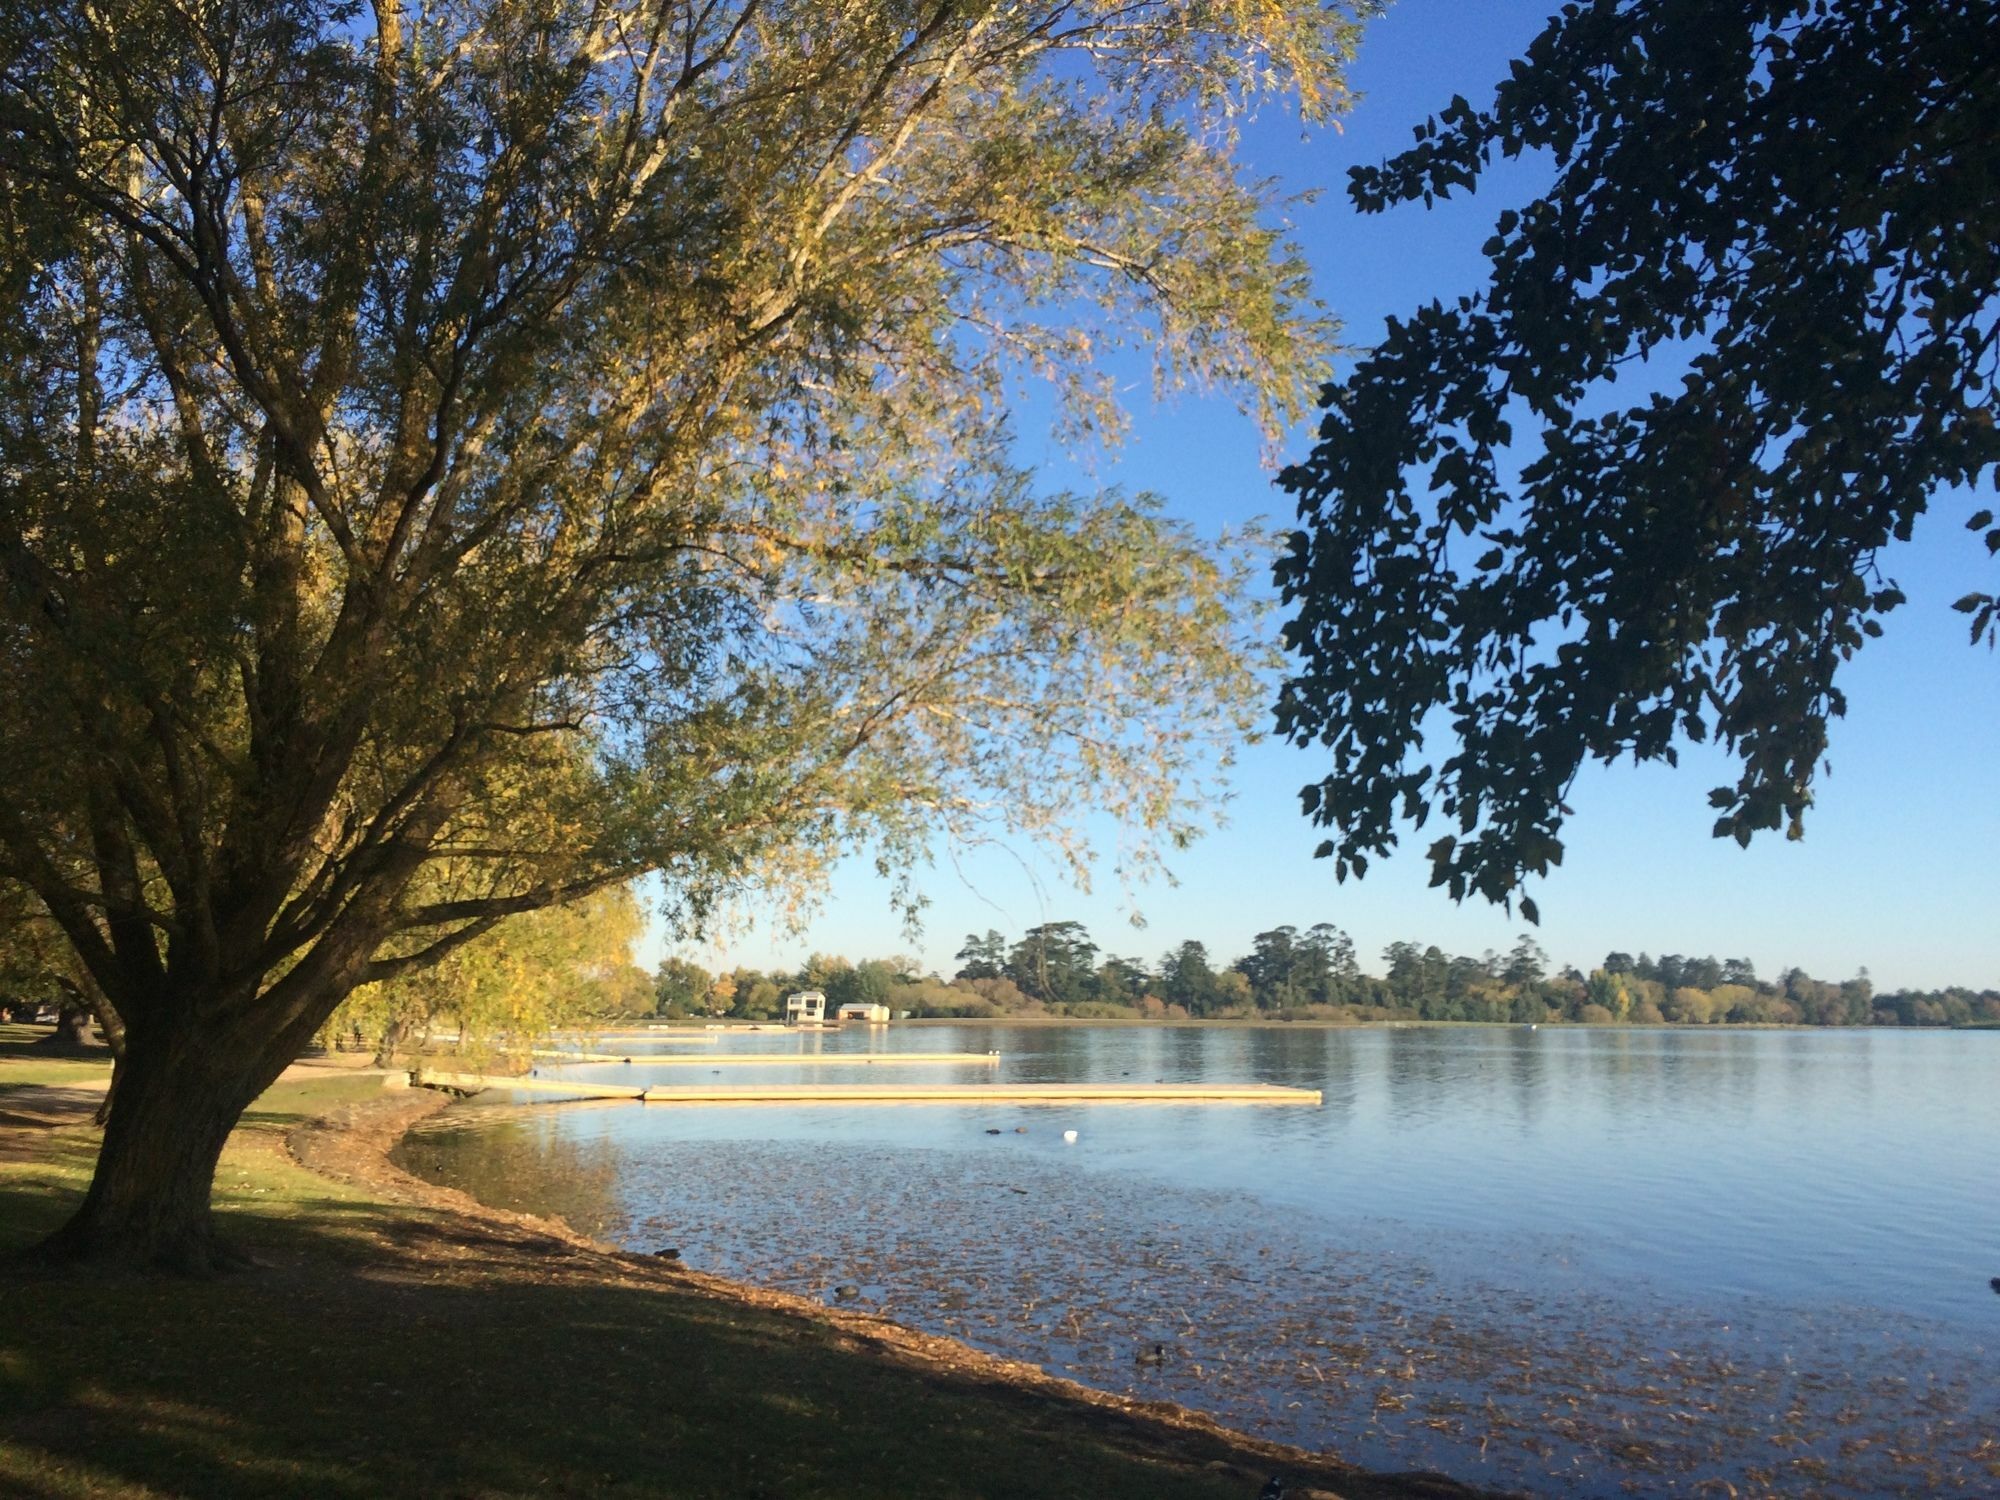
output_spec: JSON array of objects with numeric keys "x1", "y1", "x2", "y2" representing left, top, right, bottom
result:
[{"x1": 395, "y1": 1025, "x2": 2000, "y2": 1496}]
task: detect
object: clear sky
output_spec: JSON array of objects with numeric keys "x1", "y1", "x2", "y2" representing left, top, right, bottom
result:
[{"x1": 643, "y1": 0, "x2": 1999, "y2": 993}]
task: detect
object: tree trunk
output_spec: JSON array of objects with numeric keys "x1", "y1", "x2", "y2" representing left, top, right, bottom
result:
[
  {"x1": 90, "y1": 991, "x2": 127, "y2": 1128},
  {"x1": 51, "y1": 1004, "x2": 93, "y2": 1052},
  {"x1": 93, "y1": 1051, "x2": 125, "y2": 1129},
  {"x1": 35, "y1": 1018, "x2": 289, "y2": 1273},
  {"x1": 371, "y1": 1016, "x2": 407, "y2": 1070}
]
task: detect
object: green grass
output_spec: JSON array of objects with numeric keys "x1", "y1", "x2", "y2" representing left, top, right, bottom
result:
[
  {"x1": 0, "y1": 1025, "x2": 114, "y2": 1095},
  {"x1": 0, "y1": 1027, "x2": 111, "y2": 1099},
  {"x1": 0, "y1": 1072, "x2": 383, "y2": 1246},
  {"x1": 0, "y1": 1074, "x2": 1490, "y2": 1500},
  {"x1": 0, "y1": 1058, "x2": 110, "y2": 1092}
]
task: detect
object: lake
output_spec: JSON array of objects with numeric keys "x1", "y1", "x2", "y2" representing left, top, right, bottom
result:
[{"x1": 396, "y1": 1025, "x2": 2000, "y2": 1496}]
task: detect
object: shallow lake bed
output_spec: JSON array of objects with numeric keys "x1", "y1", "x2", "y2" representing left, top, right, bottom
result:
[{"x1": 397, "y1": 1025, "x2": 2000, "y2": 1496}]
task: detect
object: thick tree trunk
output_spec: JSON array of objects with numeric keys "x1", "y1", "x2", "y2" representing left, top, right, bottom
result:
[
  {"x1": 31, "y1": 1000, "x2": 98, "y2": 1056},
  {"x1": 50, "y1": 1005, "x2": 93, "y2": 1052},
  {"x1": 92, "y1": 1050, "x2": 126, "y2": 1130},
  {"x1": 91, "y1": 998, "x2": 127, "y2": 1128},
  {"x1": 35, "y1": 1018, "x2": 291, "y2": 1274},
  {"x1": 371, "y1": 1016, "x2": 408, "y2": 1070}
]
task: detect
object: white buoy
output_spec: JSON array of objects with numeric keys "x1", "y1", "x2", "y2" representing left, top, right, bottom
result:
[{"x1": 1062, "y1": 1129, "x2": 1078, "y2": 1143}]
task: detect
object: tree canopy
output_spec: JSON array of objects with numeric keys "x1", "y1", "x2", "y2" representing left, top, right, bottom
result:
[
  {"x1": 0, "y1": 0, "x2": 1367, "y2": 1264},
  {"x1": 1004, "y1": 920, "x2": 1099, "y2": 1006},
  {"x1": 1275, "y1": 0, "x2": 1999, "y2": 916}
]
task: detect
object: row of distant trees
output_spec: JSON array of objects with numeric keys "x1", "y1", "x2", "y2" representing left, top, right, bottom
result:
[
  {"x1": 38, "y1": 899, "x2": 1970, "y2": 1058},
  {"x1": 654, "y1": 923, "x2": 2000, "y2": 1028}
]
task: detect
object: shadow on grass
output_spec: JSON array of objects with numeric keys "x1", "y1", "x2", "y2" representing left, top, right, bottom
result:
[
  {"x1": 0, "y1": 1024, "x2": 112, "y2": 1061},
  {"x1": 0, "y1": 1143, "x2": 1504, "y2": 1500}
]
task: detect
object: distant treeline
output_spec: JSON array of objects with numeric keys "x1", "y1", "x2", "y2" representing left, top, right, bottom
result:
[{"x1": 655, "y1": 923, "x2": 2000, "y2": 1028}]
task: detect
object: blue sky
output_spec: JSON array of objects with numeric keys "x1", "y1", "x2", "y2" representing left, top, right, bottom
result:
[{"x1": 644, "y1": 1, "x2": 1999, "y2": 993}]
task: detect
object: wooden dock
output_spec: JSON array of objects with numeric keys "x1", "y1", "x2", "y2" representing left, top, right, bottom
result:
[
  {"x1": 550, "y1": 1030, "x2": 719, "y2": 1043},
  {"x1": 414, "y1": 1071, "x2": 1320, "y2": 1105},
  {"x1": 633, "y1": 1082, "x2": 1320, "y2": 1104},
  {"x1": 417, "y1": 1071, "x2": 646, "y2": 1099},
  {"x1": 530, "y1": 1050, "x2": 999, "y2": 1066}
]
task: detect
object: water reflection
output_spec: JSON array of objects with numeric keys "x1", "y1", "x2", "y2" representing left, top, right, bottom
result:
[
  {"x1": 394, "y1": 1108, "x2": 626, "y2": 1239},
  {"x1": 1499, "y1": 1030, "x2": 1546, "y2": 1131}
]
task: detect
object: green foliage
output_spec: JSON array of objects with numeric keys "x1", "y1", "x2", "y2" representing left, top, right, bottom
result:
[
  {"x1": 1155, "y1": 940, "x2": 1218, "y2": 1015},
  {"x1": 953, "y1": 931, "x2": 1009, "y2": 982},
  {"x1": 0, "y1": 882, "x2": 123, "y2": 1053},
  {"x1": 321, "y1": 887, "x2": 645, "y2": 1066},
  {"x1": 1005, "y1": 921, "x2": 1101, "y2": 1005},
  {"x1": 0, "y1": 0, "x2": 1371, "y2": 1235},
  {"x1": 824, "y1": 959, "x2": 900, "y2": 1011},
  {"x1": 706, "y1": 968, "x2": 786, "y2": 1019},
  {"x1": 1276, "y1": 0, "x2": 1999, "y2": 909},
  {"x1": 652, "y1": 957, "x2": 715, "y2": 1019},
  {"x1": 1502, "y1": 937, "x2": 1547, "y2": 987},
  {"x1": 1236, "y1": 926, "x2": 1304, "y2": 1009},
  {"x1": 0, "y1": 886, "x2": 80, "y2": 1011},
  {"x1": 721, "y1": 920, "x2": 1994, "y2": 1027},
  {"x1": 1093, "y1": 954, "x2": 1152, "y2": 1005}
]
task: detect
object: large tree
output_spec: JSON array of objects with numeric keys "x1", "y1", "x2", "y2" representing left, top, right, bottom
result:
[
  {"x1": 1275, "y1": 0, "x2": 1998, "y2": 918},
  {"x1": 1237, "y1": 924, "x2": 1303, "y2": 1009},
  {"x1": 953, "y1": 929, "x2": 1007, "y2": 982},
  {"x1": 651, "y1": 955, "x2": 714, "y2": 1018},
  {"x1": 0, "y1": 0, "x2": 1367, "y2": 1266},
  {"x1": 1004, "y1": 920, "x2": 1098, "y2": 1005},
  {"x1": 1155, "y1": 937, "x2": 1217, "y2": 1014}
]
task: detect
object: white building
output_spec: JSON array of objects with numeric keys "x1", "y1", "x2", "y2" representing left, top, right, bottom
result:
[
  {"x1": 783, "y1": 989, "x2": 827, "y2": 1025},
  {"x1": 836, "y1": 1001, "x2": 891, "y2": 1024}
]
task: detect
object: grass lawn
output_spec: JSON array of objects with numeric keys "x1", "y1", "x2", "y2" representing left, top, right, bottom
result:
[
  {"x1": 0, "y1": 1055, "x2": 1496, "y2": 1500},
  {"x1": 0, "y1": 1025, "x2": 116, "y2": 1095}
]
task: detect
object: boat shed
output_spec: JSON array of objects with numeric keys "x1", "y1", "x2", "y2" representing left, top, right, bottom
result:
[{"x1": 836, "y1": 1001, "x2": 891, "y2": 1024}]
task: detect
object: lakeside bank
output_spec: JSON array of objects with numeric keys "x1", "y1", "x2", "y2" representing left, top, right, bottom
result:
[{"x1": 0, "y1": 1041, "x2": 1501, "y2": 1500}]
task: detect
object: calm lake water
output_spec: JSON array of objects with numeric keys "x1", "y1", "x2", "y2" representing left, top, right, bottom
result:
[{"x1": 398, "y1": 1025, "x2": 2000, "y2": 1497}]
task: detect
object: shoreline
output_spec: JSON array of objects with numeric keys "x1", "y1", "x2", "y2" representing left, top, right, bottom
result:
[
  {"x1": 293, "y1": 1083, "x2": 1504, "y2": 1499},
  {"x1": 398, "y1": 1034, "x2": 2000, "y2": 1496},
  {"x1": 1, "y1": 1056, "x2": 1511, "y2": 1498},
  {"x1": 10, "y1": 1037, "x2": 1996, "y2": 1494},
  {"x1": 621, "y1": 1015, "x2": 1962, "y2": 1033}
]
